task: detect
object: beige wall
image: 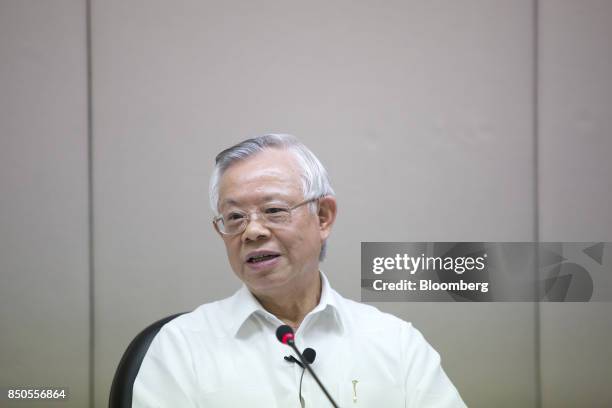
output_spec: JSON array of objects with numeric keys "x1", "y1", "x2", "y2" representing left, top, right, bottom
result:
[
  {"x1": 0, "y1": 1, "x2": 89, "y2": 407},
  {"x1": 1, "y1": 1, "x2": 610, "y2": 407},
  {"x1": 539, "y1": 1, "x2": 612, "y2": 407}
]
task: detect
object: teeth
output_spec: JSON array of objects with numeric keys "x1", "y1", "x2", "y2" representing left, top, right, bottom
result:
[{"x1": 250, "y1": 254, "x2": 277, "y2": 262}]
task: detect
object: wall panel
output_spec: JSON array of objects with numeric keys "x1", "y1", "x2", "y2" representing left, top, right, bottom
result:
[
  {"x1": 0, "y1": 1, "x2": 89, "y2": 407},
  {"x1": 92, "y1": 1, "x2": 537, "y2": 406},
  {"x1": 539, "y1": 1, "x2": 612, "y2": 406}
]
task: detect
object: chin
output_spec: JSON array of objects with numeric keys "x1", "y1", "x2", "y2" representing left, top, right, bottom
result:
[{"x1": 244, "y1": 270, "x2": 292, "y2": 294}]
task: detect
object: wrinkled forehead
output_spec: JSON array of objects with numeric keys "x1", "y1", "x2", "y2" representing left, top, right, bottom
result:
[{"x1": 217, "y1": 149, "x2": 304, "y2": 208}]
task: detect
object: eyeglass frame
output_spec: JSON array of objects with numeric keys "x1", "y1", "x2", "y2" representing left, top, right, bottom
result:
[{"x1": 213, "y1": 196, "x2": 322, "y2": 236}]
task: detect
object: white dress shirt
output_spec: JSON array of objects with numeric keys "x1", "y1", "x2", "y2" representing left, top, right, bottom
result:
[{"x1": 132, "y1": 272, "x2": 466, "y2": 407}]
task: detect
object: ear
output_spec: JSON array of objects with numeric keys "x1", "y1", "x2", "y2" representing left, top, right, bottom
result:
[
  {"x1": 212, "y1": 220, "x2": 224, "y2": 238},
  {"x1": 317, "y1": 196, "x2": 337, "y2": 241}
]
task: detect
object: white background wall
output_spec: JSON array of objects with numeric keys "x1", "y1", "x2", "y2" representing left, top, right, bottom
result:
[{"x1": 1, "y1": 1, "x2": 610, "y2": 407}]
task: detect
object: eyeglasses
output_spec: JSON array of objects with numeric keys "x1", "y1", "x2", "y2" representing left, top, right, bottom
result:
[{"x1": 213, "y1": 197, "x2": 320, "y2": 236}]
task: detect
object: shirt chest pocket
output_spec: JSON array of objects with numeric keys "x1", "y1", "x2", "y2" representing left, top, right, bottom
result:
[{"x1": 341, "y1": 381, "x2": 405, "y2": 408}]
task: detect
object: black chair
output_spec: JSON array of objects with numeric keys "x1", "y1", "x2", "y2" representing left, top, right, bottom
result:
[{"x1": 109, "y1": 312, "x2": 186, "y2": 408}]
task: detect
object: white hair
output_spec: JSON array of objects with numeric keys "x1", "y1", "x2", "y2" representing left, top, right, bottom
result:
[{"x1": 209, "y1": 133, "x2": 335, "y2": 261}]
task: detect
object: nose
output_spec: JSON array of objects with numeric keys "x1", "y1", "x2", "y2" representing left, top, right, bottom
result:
[{"x1": 241, "y1": 213, "x2": 271, "y2": 243}]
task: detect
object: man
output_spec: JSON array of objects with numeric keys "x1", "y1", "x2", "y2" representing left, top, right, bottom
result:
[{"x1": 133, "y1": 134, "x2": 466, "y2": 407}]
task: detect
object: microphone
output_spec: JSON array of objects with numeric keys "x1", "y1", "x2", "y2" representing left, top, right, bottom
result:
[
  {"x1": 303, "y1": 347, "x2": 316, "y2": 364},
  {"x1": 276, "y1": 324, "x2": 295, "y2": 345},
  {"x1": 284, "y1": 347, "x2": 316, "y2": 368},
  {"x1": 275, "y1": 325, "x2": 339, "y2": 408}
]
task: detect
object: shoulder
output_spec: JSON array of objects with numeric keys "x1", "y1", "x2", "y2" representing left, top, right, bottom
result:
[
  {"x1": 163, "y1": 301, "x2": 221, "y2": 331},
  {"x1": 333, "y1": 291, "x2": 414, "y2": 335},
  {"x1": 151, "y1": 293, "x2": 237, "y2": 346}
]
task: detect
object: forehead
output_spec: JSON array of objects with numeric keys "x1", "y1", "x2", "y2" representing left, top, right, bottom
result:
[{"x1": 218, "y1": 149, "x2": 303, "y2": 207}]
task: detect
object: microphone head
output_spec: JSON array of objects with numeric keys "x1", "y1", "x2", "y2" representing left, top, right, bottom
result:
[
  {"x1": 276, "y1": 325, "x2": 295, "y2": 345},
  {"x1": 303, "y1": 347, "x2": 316, "y2": 364}
]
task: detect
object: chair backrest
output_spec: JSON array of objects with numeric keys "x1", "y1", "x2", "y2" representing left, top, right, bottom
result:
[{"x1": 109, "y1": 312, "x2": 186, "y2": 408}]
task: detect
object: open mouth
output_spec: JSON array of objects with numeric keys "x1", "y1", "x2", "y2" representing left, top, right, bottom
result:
[{"x1": 247, "y1": 254, "x2": 280, "y2": 264}]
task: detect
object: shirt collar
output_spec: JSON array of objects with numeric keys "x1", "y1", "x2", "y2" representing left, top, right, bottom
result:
[{"x1": 226, "y1": 271, "x2": 345, "y2": 337}]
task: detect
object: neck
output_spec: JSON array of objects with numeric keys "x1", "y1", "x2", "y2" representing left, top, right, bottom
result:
[{"x1": 254, "y1": 271, "x2": 322, "y2": 330}]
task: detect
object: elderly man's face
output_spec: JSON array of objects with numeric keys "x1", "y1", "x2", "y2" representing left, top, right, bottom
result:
[{"x1": 216, "y1": 148, "x2": 335, "y2": 297}]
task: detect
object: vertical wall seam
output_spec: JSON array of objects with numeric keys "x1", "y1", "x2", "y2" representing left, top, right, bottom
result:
[
  {"x1": 86, "y1": 0, "x2": 95, "y2": 407},
  {"x1": 534, "y1": 0, "x2": 542, "y2": 407}
]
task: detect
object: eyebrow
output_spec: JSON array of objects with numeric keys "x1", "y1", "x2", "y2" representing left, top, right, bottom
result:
[{"x1": 219, "y1": 195, "x2": 291, "y2": 209}]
